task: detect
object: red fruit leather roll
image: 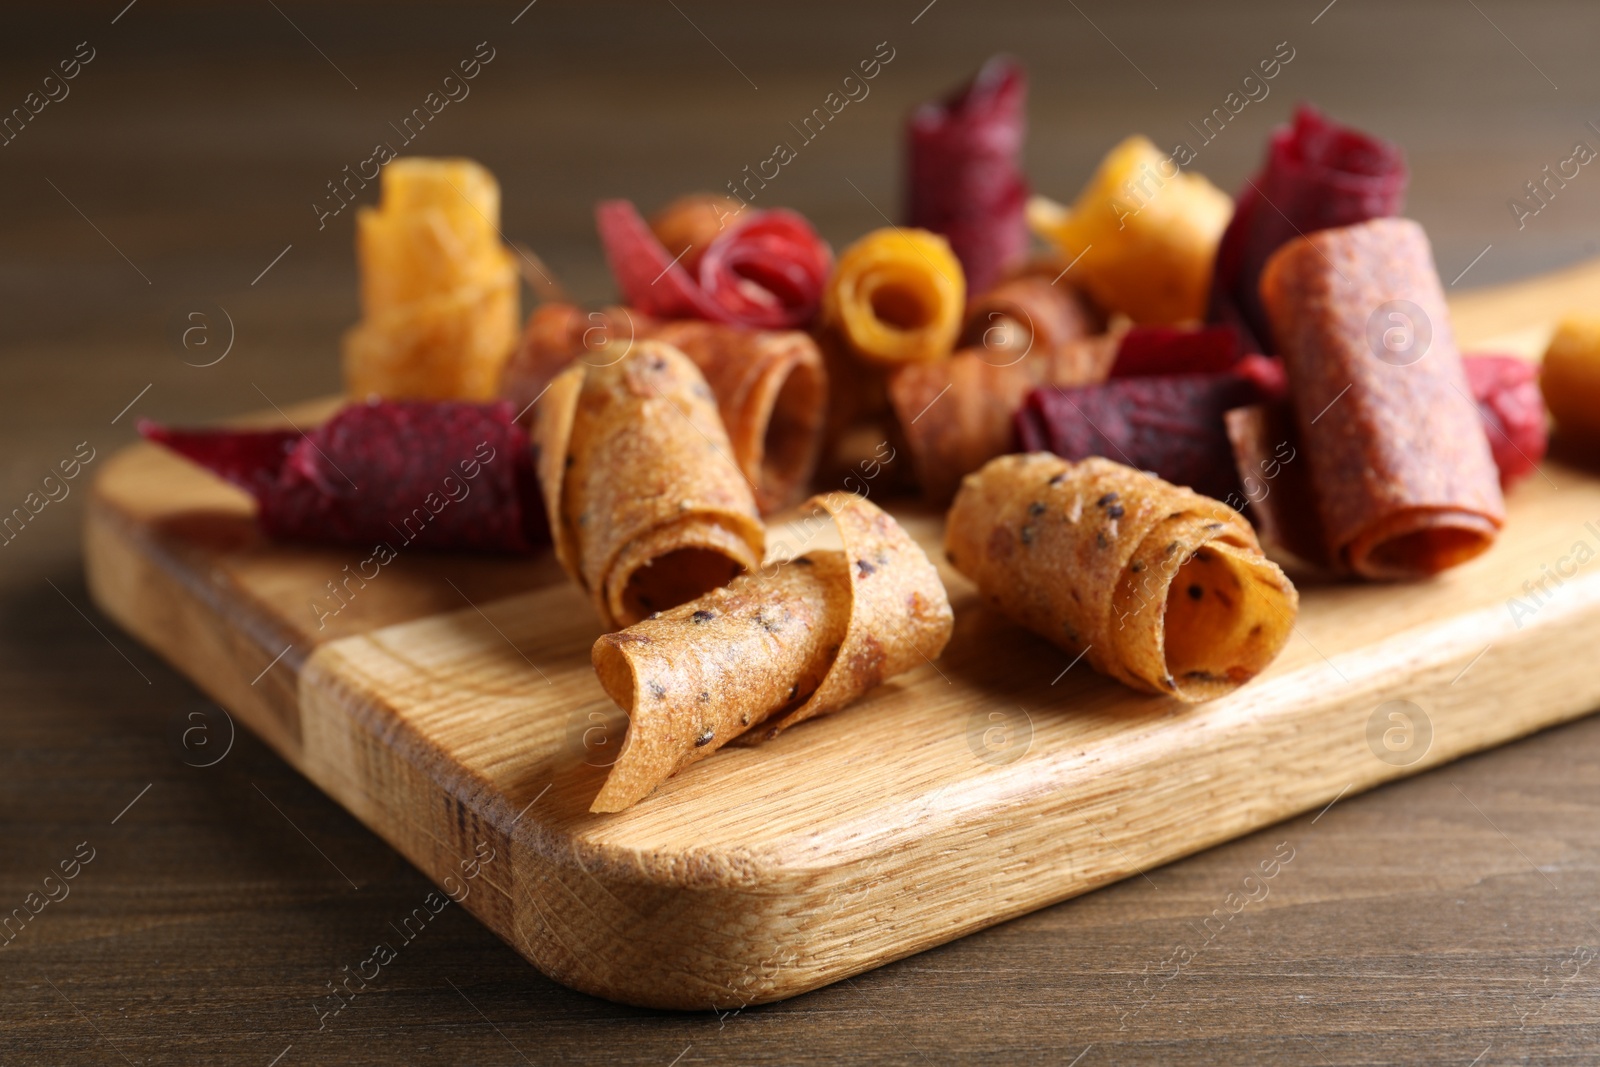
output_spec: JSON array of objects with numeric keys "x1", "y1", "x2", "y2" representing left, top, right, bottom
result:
[
  {"x1": 907, "y1": 55, "x2": 1029, "y2": 293},
  {"x1": 1014, "y1": 356, "x2": 1286, "y2": 504},
  {"x1": 140, "y1": 400, "x2": 547, "y2": 552},
  {"x1": 1260, "y1": 217, "x2": 1504, "y2": 579},
  {"x1": 595, "y1": 199, "x2": 830, "y2": 330},
  {"x1": 1463, "y1": 354, "x2": 1548, "y2": 489},
  {"x1": 1208, "y1": 104, "x2": 1407, "y2": 352}
]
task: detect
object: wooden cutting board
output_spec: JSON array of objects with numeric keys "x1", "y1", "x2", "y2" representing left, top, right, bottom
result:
[{"x1": 85, "y1": 259, "x2": 1600, "y2": 1010}]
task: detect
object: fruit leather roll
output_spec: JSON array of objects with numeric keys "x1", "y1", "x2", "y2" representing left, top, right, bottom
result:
[
  {"x1": 946, "y1": 453, "x2": 1298, "y2": 702},
  {"x1": 535, "y1": 341, "x2": 765, "y2": 630},
  {"x1": 1209, "y1": 105, "x2": 1407, "y2": 352},
  {"x1": 960, "y1": 274, "x2": 1103, "y2": 361},
  {"x1": 343, "y1": 158, "x2": 520, "y2": 401},
  {"x1": 821, "y1": 227, "x2": 966, "y2": 366},
  {"x1": 596, "y1": 199, "x2": 832, "y2": 330},
  {"x1": 502, "y1": 303, "x2": 826, "y2": 513},
  {"x1": 907, "y1": 55, "x2": 1029, "y2": 293},
  {"x1": 1260, "y1": 217, "x2": 1504, "y2": 579},
  {"x1": 1014, "y1": 355, "x2": 1287, "y2": 504},
  {"x1": 588, "y1": 492, "x2": 954, "y2": 812},
  {"x1": 140, "y1": 400, "x2": 546, "y2": 552},
  {"x1": 887, "y1": 333, "x2": 1118, "y2": 505}
]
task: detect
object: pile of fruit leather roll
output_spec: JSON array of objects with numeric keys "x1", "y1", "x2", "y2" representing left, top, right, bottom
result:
[
  {"x1": 536, "y1": 340, "x2": 766, "y2": 630},
  {"x1": 342, "y1": 159, "x2": 521, "y2": 401},
  {"x1": 140, "y1": 400, "x2": 546, "y2": 552},
  {"x1": 1208, "y1": 104, "x2": 1408, "y2": 352},
  {"x1": 502, "y1": 303, "x2": 827, "y2": 513},
  {"x1": 886, "y1": 273, "x2": 1112, "y2": 504},
  {"x1": 595, "y1": 199, "x2": 832, "y2": 330},
  {"x1": 906, "y1": 55, "x2": 1029, "y2": 294},
  {"x1": 946, "y1": 453, "x2": 1298, "y2": 702},
  {"x1": 588, "y1": 492, "x2": 954, "y2": 812},
  {"x1": 1251, "y1": 217, "x2": 1503, "y2": 578}
]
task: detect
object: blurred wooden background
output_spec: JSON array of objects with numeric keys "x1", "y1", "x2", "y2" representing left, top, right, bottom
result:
[{"x1": 3, "y1": 1, "x2": 1600, "y2": 1063}]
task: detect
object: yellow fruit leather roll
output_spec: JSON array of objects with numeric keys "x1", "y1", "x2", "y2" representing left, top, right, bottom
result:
[
  {"x1": 536, "y1": 341, "x2": 765, "y2": 630},
  {"x1": 588, "y1": 492, "x2": 954, "y2": 813},
  {"x1": 343, "y1": 157, "x2": 520, "y2": 401},
  {"x1": 946, "y1": 453, "x2": 1297, "y2": 702},
  {"x1": 821, "y1": 227, "x2": 966, "y2": 366}
]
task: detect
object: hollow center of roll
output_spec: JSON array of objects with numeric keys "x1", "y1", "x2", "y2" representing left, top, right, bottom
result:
[
  {"x1": 869, "y1": 280, "x2": 933, "y2": 331},
  {"x1": 760, "y1": 360, "x2": 825, "y2": 496},
  {"x1": 1364, "y1": 524, "x2": 1494, "y2": 577},
  {"x1": 1162, "y1": 546, "x2": 1278, "y2": 694},
  {"x1": 618, "y1": 548, "x2": 746, "y2": 627}
]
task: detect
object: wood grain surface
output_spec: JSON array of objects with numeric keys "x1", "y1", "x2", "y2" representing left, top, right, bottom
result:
[{"x1": 7, "y1": 1, "x2": 1600, "y2": 1062}]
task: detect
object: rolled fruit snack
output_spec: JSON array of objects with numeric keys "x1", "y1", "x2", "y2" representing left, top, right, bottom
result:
[
  {"x1": 1208, "y1": 104, "x2": 1408, "y2": 352},
  {"x1": 906, "y1": 55, "x2": 1029, "y2": 293},
  {"x1": 139, "y1": 400, "x2": 546, "y2": 552},
  {"x1": 888, "y1": 337, "x2": 1118, "y2": 505},
  {"x1": 822, "y1": 226, "x2": 967, "y2": 366},
  {"x1": 501, "y1": 303, "x2": 827, "y2": 513},
  {"x1": 342, "y1": 158, "x2": 521, "y2": 401},
  {"x1": 946, "y1": 453, "x2": 1298, "y2": 702},
  {"x1": 1029, "y1": 135, "x2": 1232, "y2": 325},
  {"x1": 1259, "y1": 217, "x2": 1503, "y2": 579},
  {"x1": 595, "y1": 199, "x2": 832, "y2": 330},
  {"x1": 535, "y1": 341, "x2": 765, "y2": 630},
  {"x1": 589, "y1": 492, "x2": 954, "y2": 812}
]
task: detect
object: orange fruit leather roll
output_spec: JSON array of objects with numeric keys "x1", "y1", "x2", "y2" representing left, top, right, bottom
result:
[
  {"x1": 503, "y1": 304, "x2": 825, "y2": 513},
  {"x1": 535, "y1": 341, "x2": 765, "y2": 631},
  {"x1": 1259, "y1": 217, "x2": 1504, "y2": 579},
  {"x1": 888, "y1": 275, "x2": 1116, "y2": 504},
  {"x1": 342, "y1": 158, "x2": 520, "y2": 400},
  {"x1": 588, "y1": 492, "x2": 954, "y2": 813},
  {"x1": 821, "y1": 227, "x2": 966, "y2": 366},
  {"x1": 1029, "y1": 136, "x2": 1231, "y2": 325},
  {"x1": 946, "y1": 453, "x2": 1298, "y2": 702}
]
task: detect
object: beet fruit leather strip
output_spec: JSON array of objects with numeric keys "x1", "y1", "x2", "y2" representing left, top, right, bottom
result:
[
  {"x1": 907, "y1": 54, "x2": 1028, "y2": 294},
  {"x1": 596, "y1": 199, "x2": 724, "y2": 322},
  {"x1": 1463, "y1": 354, "x2": 1548, "y2": 489},
  {"x1": 1260, "y1": 217, "x2": 1503, "y2": 579},
  {"x1": 696, "y1": 210, "x2": 832, "y2": 329},
  {"x1": 1015, "y1": 356, "x2": 1286, "y2": 503},
  {"x1": 1208, "y1": 104, "x2": 1407, "y2": 353},
  {"x1": 140, "y1": 400, "x2": 547, "y2": 552},
  {"x1": 1110, "y1": 324, "x2": 1242, "y2": 378},
  {"x1": 596, "y1": 200, "x2": 830, "y2": 330}
]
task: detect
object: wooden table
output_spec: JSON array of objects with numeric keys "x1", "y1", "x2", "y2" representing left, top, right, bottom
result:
[{"x1": 4, "y1": 2, "x2": 1599, "y2": 1062}]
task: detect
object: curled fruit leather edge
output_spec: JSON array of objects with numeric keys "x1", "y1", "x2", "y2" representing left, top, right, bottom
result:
[
  {"x1": 1259, "y1": 217, "x2": 1503, "y2": 580},
  {"x1": 536, "y1": 340, "x2": 766, "y2": 631},
  {"x1": 907, "y1": 54, "x2": 1029, "y2": 294},
  {"x1": 140, "y1": 400, "x2": 547, "y2": 553},
  {"x1": 500, "y1": 303, "x2": 828, "y2": 514},
  {"x1": 1207, "y1": 103, "x2": 1408, "y2": 353},
  {"x1": 588, "y1": 492, "x2": 954, "y2": 813},
  {"x1": 595, "y1": 199, "x2": 831, "y2": 330},
  {"x1": 945, "y1": 453, "x2": 1298, "y2": 703},
  {"x1": 1014, "y1": 354, "x2": 1288, "y2": 505}
]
